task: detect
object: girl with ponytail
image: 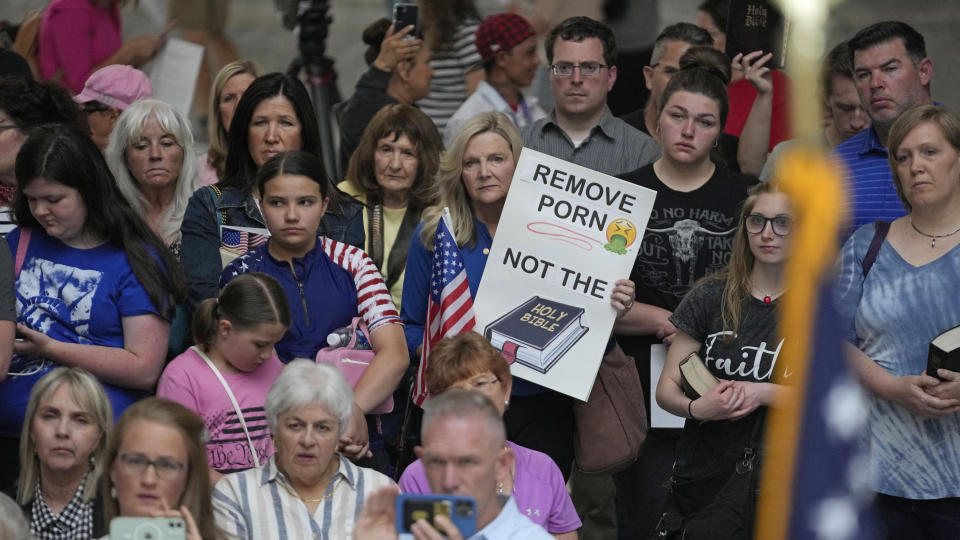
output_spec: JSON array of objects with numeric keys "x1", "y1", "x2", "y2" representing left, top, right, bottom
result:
[{"x1": 158, "y1": 272, "x2": 291, "y2": 482}]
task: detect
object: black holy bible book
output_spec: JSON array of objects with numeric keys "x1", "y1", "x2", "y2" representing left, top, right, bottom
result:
[
  {"x1": 928, "y1": 325, "x2": 960, "y2": 378},
  {"x1": 724, "y1": 0, "x2": 787, "y2": 68},
  {"x1": 484, "y1": 296, "x2": 588, "y2": 374}
]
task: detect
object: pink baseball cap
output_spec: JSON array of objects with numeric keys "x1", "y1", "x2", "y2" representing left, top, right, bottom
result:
[{"x1": 74, "y1": 65, "x2": 153, "y2": 110}]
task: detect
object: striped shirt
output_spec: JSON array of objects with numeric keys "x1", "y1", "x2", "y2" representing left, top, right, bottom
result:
[
  {"x1": 522, "y1": 108, "x2": 660, "y2": 176},
  {"x1": 213, "y1": 454, "x2": 395, "y2": 540},
  {"x1": 417, "y1": 20, "x2": 482, "y2": 132},
  {"x1": 833, "y1": 126, "x2": 906, "y2": 233},
  {"x1": 0, "y1": 205, "x2": 15, "y2": 237},
  {"x1": 319, "y1": 237, "x2": 401, "y2": 332}
]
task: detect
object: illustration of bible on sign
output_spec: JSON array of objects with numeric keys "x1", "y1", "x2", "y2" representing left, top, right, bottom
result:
[{"x1": 484, "y1": 296, "x2": 589, "y2": 374}]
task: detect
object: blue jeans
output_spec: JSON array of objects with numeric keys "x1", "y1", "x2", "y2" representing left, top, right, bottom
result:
[{"x1": 875, "y1": 493, "x2": 960, "y2": 539}]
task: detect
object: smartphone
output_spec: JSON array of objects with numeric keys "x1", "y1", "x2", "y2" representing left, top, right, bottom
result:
[
  {"x1": 110, "y1": 517, "x2": 187, "y2": 540},
  {"x1": 395, "y1": 494, "x2": 477, "y2": 537},
  {"x1": 393, "y1": 3, "x2": 419, "y2": 38}
]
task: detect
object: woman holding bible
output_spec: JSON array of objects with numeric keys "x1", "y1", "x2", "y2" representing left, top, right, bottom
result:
[
  {"x1": 836, "y1": 104, "x2": 960, "y2": 538},
  {"x1": 652, "y1": 181, "x2": 792, "y2": 539}
]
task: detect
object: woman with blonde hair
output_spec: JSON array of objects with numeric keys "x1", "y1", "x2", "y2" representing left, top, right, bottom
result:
[
  {"x1": 401, "y1": 112, "x2": 634, "y2": 478},
  {"x1": 203, "y1": 60, "x2": 263, "y2": 184},
  {"x1": 17, "y1": 367, "x2": 112, "y2": 539},
  {"x1": 102, "y1": 397, "x2": 221, "y2": 540},
  {"x1": 837, "y1": 104, "x2": 960, "y2": 537},
  {"x1": 652, "y1": 181, "x2": 792, "y2": 539}
]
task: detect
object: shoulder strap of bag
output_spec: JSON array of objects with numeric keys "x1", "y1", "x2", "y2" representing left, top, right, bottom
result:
[
  {"x1": 862, "y1": 220, "x2": 891, "y2": 278},
  {"x1": 191, "y1": 346, "x2": 261, "y2": 468},
  {"x1": 15, "y1": 228, "x2": 31, "y2": 277},
  {"x1": 207, "y1": 185, "x2": 228, "y2": 227},
  {"x1": 384, "y1": 206, "x2": 422, "y2": 291}
]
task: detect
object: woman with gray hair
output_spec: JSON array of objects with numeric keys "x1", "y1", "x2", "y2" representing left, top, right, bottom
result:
[
  {"x1": 105, "y1": 98, "x2": 201, "y2": 260},
  {"x1": 212, "y1": 360, "x2": 395, "y2": 539},
  {"x1": 17, "y1": 367, "x2": 113, "y2": 539}
]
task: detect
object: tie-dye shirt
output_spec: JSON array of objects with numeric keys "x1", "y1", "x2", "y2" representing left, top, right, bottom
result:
[{"x1": 836, "y1": 223, "x2": 960, "y2": 499}]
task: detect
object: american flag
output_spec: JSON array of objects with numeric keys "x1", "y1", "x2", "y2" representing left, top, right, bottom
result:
[
  {"x1": 413, "y1": 213, "x2": 476, "y2": 406},
  {"x1": 221, "y1": 226, "x2": 269, "y2": 256}
]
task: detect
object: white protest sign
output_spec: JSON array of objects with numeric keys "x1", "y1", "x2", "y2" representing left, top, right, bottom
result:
[{"x1": 474, "y1": 148, "x2": 656, "y2": 401}]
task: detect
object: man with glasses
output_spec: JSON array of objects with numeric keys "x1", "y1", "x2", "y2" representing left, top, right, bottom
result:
[
  {"x1": 521, "y1": 16, "x2": 658, "y2": 540},
  {"x1": 522, "y1": 16, "x2": 658, "y2": 175}
]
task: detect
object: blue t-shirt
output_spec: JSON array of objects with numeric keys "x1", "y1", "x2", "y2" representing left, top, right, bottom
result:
[
  {"x1": 0, "y1": 228, "x2": 159, "y2": 437},
  {"x1": 836, "y1": 223, "x2": 960, "y2": 498}
]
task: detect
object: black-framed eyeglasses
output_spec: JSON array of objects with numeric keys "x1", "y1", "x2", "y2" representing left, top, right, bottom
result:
[
  {"x1": 0, "y1": 123, "x2": 20, "y2": 133},
  {"x1": 551, "y1": 62, "x2": 608, "y2": 77},
  {"x1": 745, "y1": 214, "x2": 793, "y2": 236},
  {"x1": 117, "y1": 452, "x2": 187, "y2": 480}
]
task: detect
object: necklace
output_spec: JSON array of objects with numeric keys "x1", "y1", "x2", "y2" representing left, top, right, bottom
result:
[
  {"x1": 909, "y1": 217, "x2": 960, "y2": 248},
  {"x1": 279, "y1": 476, "x2": 342, "y2": 503},
  {"x1": 754, "y1": 285, "x2": 784, "y2": 304}
]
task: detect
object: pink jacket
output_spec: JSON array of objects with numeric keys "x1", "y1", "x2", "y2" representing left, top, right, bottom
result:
[{"x1": 38, "y1": 0, "x2": 122, "y2": 93}]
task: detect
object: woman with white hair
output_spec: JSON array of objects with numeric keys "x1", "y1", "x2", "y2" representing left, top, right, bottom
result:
[
  {"x1": 105, "y1": 98, "x2": 201, "y2": 260},
  {"x1": 212, "y1": 360, "x2": 395, "y2": 539},
  {"x1": 17, "y1": 367, "x2": 113, "y2": 539}
]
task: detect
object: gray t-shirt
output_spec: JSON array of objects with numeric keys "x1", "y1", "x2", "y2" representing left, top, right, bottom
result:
[
  {"x1": 0, "y1": 236, "x2": 15, "y2": 322},
  {"x1": 669, "y1": 278, "x2": 784, "y2": 384}
]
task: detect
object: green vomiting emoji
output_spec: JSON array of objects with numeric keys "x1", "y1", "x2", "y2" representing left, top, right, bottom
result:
[{"x1": 603, "y1": 218, "x2": 637, "y2": 254}]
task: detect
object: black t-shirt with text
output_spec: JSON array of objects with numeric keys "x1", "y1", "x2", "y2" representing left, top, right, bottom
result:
[{"x1": 616, "y1": 163, "x2": 758, "y2": 424}]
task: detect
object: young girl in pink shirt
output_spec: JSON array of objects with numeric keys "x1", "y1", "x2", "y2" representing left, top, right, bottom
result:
[{"x1": 158, "y1": 272, "x2": 291, "y2": 482}]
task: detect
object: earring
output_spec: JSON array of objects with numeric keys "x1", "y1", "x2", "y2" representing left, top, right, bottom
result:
[
  {"x1": 504, "y1": 400, "x2": 510, "y2": 408},
  {"x1": 110, "y1": 486, "x2": 117, "y2": 499},
  {"x1": 713, "y1": 138, "x2": 720, "y2": 149}
]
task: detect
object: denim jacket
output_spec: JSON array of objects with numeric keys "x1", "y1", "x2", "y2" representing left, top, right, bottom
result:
[{"x1": 180, "y1": 185, "x2": 364, "y2": 312}]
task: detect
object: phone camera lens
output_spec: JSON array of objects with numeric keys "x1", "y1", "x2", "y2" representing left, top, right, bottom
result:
[{"x1": 455, "y1": 500, "x2": 474, "y2": 517}]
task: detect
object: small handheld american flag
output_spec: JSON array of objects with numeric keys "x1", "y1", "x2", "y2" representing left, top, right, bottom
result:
[{"x1": 413, "y1": 209, "x2": 476, "y2": 406}]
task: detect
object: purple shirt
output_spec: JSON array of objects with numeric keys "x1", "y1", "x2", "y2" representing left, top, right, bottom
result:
[{"x1": 399, "y1": 441, "x2": 581, "y2": 533}]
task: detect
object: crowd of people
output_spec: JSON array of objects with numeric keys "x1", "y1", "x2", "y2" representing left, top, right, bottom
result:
[{"x1": 0, "y1": 0, "x2": 957, "y2": 538}]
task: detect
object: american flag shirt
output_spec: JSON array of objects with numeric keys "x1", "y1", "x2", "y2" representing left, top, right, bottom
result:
[{"x1": 220, "y1": 237, "x2": 401, "y2": 362}]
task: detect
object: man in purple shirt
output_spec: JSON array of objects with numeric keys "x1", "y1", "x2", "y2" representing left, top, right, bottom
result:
[{"x1": 834, "y1": 21, "x2": 934, "y2": 231}]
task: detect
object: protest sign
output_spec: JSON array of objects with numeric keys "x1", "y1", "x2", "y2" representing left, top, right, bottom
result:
[{"x1": 474, "y1": 148, "x2": 656, "y2": 400}]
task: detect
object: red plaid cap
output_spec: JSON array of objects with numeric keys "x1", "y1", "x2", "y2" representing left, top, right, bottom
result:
[{"x1": 475, "y1": 13, "x2": 536, "y2": 63}]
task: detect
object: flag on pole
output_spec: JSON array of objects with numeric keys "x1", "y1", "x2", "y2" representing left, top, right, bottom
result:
[{"x1": 413, "y1": 209, "x2": 476, "y2": 406}]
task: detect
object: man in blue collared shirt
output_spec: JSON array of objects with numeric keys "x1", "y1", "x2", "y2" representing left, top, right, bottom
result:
[
  {"x1": 444, "y1": 13, "x2": 547, "y2": 147},
  {"x1": 354, "y1": 390, "x2": 552, "y2": 539},
  {"x1": 834, "y1": 21, "x2": 934, "y2": 232}
]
